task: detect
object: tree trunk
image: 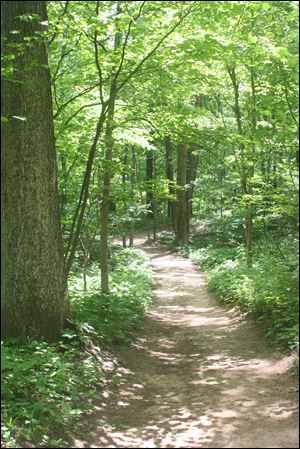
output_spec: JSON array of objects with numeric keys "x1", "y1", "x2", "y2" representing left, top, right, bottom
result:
[
  {"x1": 1, "y1": 1, "x2": 68, "y2": 341},
  {"x1": 175, "y1": 143, "x2": 188, "y2": 244},
  {"x1": 122, "y1": 152, "x2": 128, "y2": 248},
  {"x1": 100, "y1": 86, "x2": 116, "y2": 294},
  {"x1": 99, "y1": 3, "x2": 122, "y2": 294},
  {"x1": 165, "y1": 136, "x2": 176, "y2": 231},
  {"x1": 146, "y1": 149, "x2": 154, "y2": 238},
  {"x1": 186, "y1": 144, "x2": 200, "y2": 234},
  {"x1": 129, "y1": 147, "x2": 136, "y2": 246},
  {"x1": 228, "y1": 65, "x2": 253, "y2": 267}
]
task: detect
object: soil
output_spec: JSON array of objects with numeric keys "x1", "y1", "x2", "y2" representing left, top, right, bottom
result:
[{"x1": 72, "y1": 238, "x2": 299, "y2": 448}]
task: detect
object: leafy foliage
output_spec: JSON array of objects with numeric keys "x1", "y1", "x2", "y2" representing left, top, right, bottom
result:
[
  {"x1": 69, "y1": 246, "x2": 153, "y2": 343},
  {"x1": 1, "y1": 246, "x2": 152, "y2": 448},
  {"x1": 1, "y1": 339, "x2": 102, "y2": 447}
]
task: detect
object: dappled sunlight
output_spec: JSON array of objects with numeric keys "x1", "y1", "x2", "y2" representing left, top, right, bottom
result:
[
  {"x1": 148, "y1": 309, "x2": 232, "y2": 328},
  {"x1": 261, "y1": 402, "x2": 298, "y2": 420},
  {"x1": 71, "y1": 244, "x2": 299, "y2": 448}
]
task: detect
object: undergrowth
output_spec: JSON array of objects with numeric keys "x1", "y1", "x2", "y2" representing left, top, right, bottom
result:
[
  {"x1": 69, "y1": 246, "x2": 153, "y2": 343},
  {"x1": 2, "y1": 339, "x2": 102, "y2": 448},
  {"x1": 1, "y1": 246, "x2": 153, "y2": 448}
]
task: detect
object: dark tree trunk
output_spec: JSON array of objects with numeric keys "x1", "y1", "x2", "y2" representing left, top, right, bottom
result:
[
  {"x1": 175, "y1": 143, "x2": 188, "y2": 244},
  {"x1": 1, "y1": 1, "x2": 68, "y2": 341},
  {"x1": 129, "y1": 147, "x2": 136, "y2": 246},
  {"x1": 100, "y1": 85, "x2": 116, "y2": 294},
  {"x1": 228, "y1": 65, "x2": 253, "y2": 267},
  {"x1": 186, "y1": 144, "x2": 200, "y2": 234},
  {"x1": 146, "y1": 149, "x2": 154, "y2": 237},
  {"x1": 122, "y1": 152, "x2": 128, "y2": 248},
  {"x1": 165, "y1": 136, "x2": 176, "y2": 231},
  {"x1": 99, "y1": 4, "x2": 122, "y2": 294}
]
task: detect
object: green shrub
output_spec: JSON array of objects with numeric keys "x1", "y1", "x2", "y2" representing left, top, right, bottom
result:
[
  {"x1": 1, "y1": 339, "x2": 103, "y2": 448},
  {"x1": 186, "y1": 237, "x2": 299, "y2": 351},
  {"x1": 69, "y1": 247, "x2": 153, "y2": 343}
]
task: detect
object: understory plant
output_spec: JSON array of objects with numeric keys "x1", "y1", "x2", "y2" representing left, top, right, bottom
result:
[{"x1": 1, "y1": 246, "x2": 153, "y2": 448}]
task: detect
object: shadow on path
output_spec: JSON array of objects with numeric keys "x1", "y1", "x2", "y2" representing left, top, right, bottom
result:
[{"x1": 71, "y1": 240, "x2": 299, "y2": 448}]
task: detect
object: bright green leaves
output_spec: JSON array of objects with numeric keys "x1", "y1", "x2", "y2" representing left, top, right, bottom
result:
[
  {"x1": 273, "y1": 46, "x2": 292, "y2": 59},
  {"x1": 1, "y1": 338, "x2": 103, "y2": 447},
  {"x1": 69, "y1": 246, "x2": 153, "y2": 343},
  {"x1": 262, "y1": 2, "x2": 272, "y2": 12},
  {"x1": 248, "y1": 34, "x2": 258, "y2": 44}
]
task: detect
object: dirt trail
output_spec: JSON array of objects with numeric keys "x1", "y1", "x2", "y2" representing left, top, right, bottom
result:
[{"x1": 72, "y1": 240, "x2": 299, "y2": 448}]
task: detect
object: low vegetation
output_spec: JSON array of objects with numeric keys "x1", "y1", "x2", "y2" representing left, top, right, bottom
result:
[{"x1": 1, "y1": 246, "x2": 153, "y2": 448}]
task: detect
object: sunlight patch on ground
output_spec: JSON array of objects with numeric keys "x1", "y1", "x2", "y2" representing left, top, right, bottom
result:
[{"x1": 71, "y1": 243, "x2": 299, "y2": 449}]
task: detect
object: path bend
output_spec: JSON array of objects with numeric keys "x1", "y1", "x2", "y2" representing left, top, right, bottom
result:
[{"x1": 73, "y1": 240, "x2": 299, "y2": 448}]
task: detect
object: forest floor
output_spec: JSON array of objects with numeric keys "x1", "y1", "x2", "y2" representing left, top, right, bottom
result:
[{"x1": 71, "y1": 237, "x2": 299, "y2": 448}]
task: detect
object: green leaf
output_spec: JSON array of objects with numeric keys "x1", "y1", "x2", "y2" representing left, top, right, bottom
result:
[
  {"x1": 262, "y1": 2, "x2": 271, "y2": 11},
  {"x1": 248, "y1": 34, "x2": 258, "y2": 44}
]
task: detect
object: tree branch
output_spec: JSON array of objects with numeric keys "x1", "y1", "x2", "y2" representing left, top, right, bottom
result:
[
  {"x1": 116, "y1": 4, "x2": 198, "y2": 93},
  {"x1": 53, "y1": 83, "x2": 100, "y2": 119}
]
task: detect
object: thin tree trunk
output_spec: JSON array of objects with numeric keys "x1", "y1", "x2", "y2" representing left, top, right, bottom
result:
[
  {"x1": 100, "y1": 3, "x2": 122, "y2": 294},
  {"x1": 186, "y1": 144, "x2": 200, "y2": 235},
  {"x1": 165, "y1": 136, "x2": 176, "y2": 231},
  {"x1": 146, "y1": 149, "x2": 154, "y2": 239},
  {"x1": 129, "y1": 147, "x2": 136, "y2": 246},
  {"x1": 228, "y1": 65, "x2": 253, "y2": 267},
  {"x1": 175, "y1": 143, "x2": 188, "y2": 244},
  {"x1": 100, "y1": 86, "x2": 117, "y2": 294},
  {"x1": 122, "y1": 152, "x2": 128, "y2": 248}
]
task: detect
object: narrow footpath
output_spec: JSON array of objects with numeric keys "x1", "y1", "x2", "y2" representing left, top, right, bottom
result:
[{"x1": 73, "y1": 240, "x2": 299, "y2": 448}]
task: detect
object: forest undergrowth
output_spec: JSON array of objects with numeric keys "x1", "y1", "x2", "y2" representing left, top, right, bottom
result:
[{"x1": 1, "y1": 246, "x2": 153, "y2": 448}]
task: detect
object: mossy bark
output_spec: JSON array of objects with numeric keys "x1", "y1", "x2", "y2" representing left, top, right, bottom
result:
[{"x1": 1, "y1": 1, "x2": 68, "y2": 341}]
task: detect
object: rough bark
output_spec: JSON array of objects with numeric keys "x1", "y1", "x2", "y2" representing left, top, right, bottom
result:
[{"x1": 1, "y1": 1, "x2": 68, "y2": 341}]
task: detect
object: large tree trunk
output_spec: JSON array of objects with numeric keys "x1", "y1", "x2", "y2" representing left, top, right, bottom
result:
[
  {"x1": 1, "y1": 1, "x2": 68, "y2": 341},
  {"x1": 175, "y1": 143, "x2": 188, "y2": 244}
]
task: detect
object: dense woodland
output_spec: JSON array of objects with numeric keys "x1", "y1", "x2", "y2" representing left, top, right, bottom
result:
[{"x1": 1, "y1": 1, "x2": 299, "y2": 448}]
